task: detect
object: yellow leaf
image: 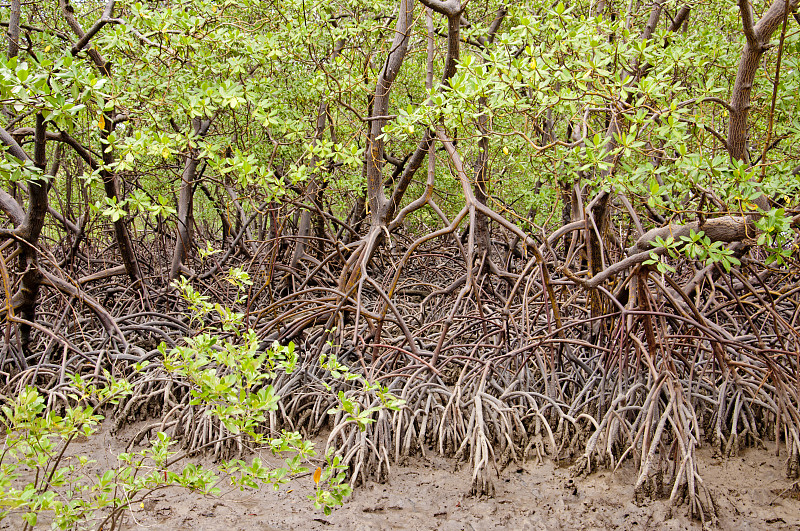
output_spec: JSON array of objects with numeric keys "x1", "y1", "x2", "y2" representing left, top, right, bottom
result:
[
  {"x1": 97, "y1": 115, "x2": 105, "y2": 130},
  {"x1": 44, "y1": 45, "x2": 51, "y2": 53},
  {"x1": 313, "y1": 467, "x2": 322, "y2": 485},
  {"x1": 503, "y1": 146, "x2": 509, "y2": 155}
]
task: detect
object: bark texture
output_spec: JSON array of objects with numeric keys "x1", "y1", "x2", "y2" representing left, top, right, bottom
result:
[{"x1": 728, "y1": 0, "x2": 800, "y2": 163}]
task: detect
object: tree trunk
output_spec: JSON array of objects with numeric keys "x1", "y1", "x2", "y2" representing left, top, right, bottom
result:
[
  {"x1": 6, "y1": 0, "x2": 20, "y2": 60},
  {"x1": 365, "y1": 0, "x2": 416, "y2": 230},
  {"x1": 60, "y1": 0, "x2": 147, "y2": 287},
  {"x1": 11, "y1": 115, "x2": 48, "y2": 355},
  {"x1": 472, "y1": 7, "x2": 507, "y2": 263},
  {"x1": 170, "y1": 118, "x2": 210, "y2": 280},
  {"x1": 728, "y1": 0, "x2": 800, "y2": 164}
]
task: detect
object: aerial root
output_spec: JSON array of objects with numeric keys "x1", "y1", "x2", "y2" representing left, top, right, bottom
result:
[
  {"x1": 786, "y1": 428, "x2": 800, "y2": 479},
  {"x1": 327, "y1": 406, "x2": 393, "y2": 487},
  {"x1": 466, "y1": 392, "x2": 497, "y2": 496},
  {"x1": 669, "y1": 439, "x2": 716, "y2": 523},
  {"x1": 626, "y1": 374, "x2": 718, "y2": 520}
]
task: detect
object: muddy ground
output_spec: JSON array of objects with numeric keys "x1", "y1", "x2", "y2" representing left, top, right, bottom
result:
[
  {"x1": 8, "y1": 421, "x2": 796, "y2": 531},
  {"x1": 121, "y1": 450, "x2": 800, "y2": 530}
]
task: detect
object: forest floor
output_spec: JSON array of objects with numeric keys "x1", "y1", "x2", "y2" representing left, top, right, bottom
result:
[{"x1": 7, "y1": 421, "x2": 798, "y2": 531}]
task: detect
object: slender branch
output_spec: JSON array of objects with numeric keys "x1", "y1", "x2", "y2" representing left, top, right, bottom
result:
[
  {"x1": 0, "y1": 124, "x2": 32, "y2": 162},
  {"x1": 738, "y1": 0, "x2": 758, "y2": 44},
  {"x1": 419, "y1": 0, "x2": 463, "y2": 17},
  {"x1": 0, "y1": 190, "x2": 23, "y2": 226},
  {"x1": 11, "y1": 127, "x2": 101, "y2": 170},
  {"x1": 674, "y1": 96, "x2": 736, "y2": 113},
  {"x1": 668, "y1": 5, "x2": 691, "y2": 32},
  {"x1": 759, "y1": 0, "x2": 791, "y2": 180},
  {"x1": 71, "y1": 0, "x2": 117, "y2": 53},
  {"x1": 0, "y1": 21, "x2": 70, "y2": 41}
]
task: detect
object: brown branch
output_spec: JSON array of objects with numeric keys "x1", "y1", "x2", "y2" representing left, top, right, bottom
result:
[
  {"x1": 419, "y1": 0, "x2": 463, "y2": 17},
  {"x1": 0, "y1": 190, "x2": 23, "y2": 226},
  {"x1": 39, "y1": 269, "x2": 127, "y2": 345},
  {"x1": 71, "y1": 0, "x2": 117, "y2": 53},
  {"x1": 387, "y1": 130, "x2": 433, "y2": 221},
  {"x1": 6, "y1": 0, "x2": 20, "y2": 59},
  {"x1": 728, "y1": 0, "x2": 800, "y2": 164},
  {"x1": 0, "y1": 124, "x2": 32, "y2": 162},
  {"x1": 627, "y1": 216, "x2": 755, "y2": 254},
  {"x1": 365, "y1": 0, "x2": 415, "y2": 223},
  {"x1": 0, "y1": 21, "x2": 70, "y2": 41},
  {"x1": 0, "y1": 124, "x2": 29, "y2": 226},
  {"x1": 738, "y1": 0, "x2": 758, "y2": 45},
  {"x1": 668, "y1": 5, "x2": 692, "y2": 32},
  {"x1": 77, "y1": 265, "x2": 127, "y2": 285}
]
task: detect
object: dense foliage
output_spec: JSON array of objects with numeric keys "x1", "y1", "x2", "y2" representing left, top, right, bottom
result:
[{"x1": 0, "y1": 0, "x2": 799, "y2": 527}]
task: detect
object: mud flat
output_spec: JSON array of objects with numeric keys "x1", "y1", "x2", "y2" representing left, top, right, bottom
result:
[{"x1": 2, "y1": 422, "x2": 797, "y2": 531}]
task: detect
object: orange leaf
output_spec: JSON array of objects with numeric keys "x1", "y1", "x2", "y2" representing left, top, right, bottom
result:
[
  {"x1": 313, "y1": 467, "x2": 322, "y2": 485},
  {"x1": 97, "y1": 115, "x2": 105, "y2": 130}
]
